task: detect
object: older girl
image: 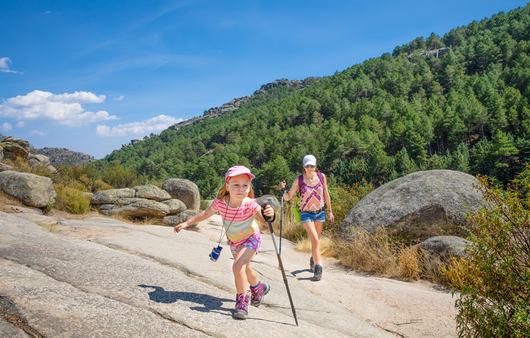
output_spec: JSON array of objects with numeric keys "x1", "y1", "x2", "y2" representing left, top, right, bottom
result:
[{"x1": 278, "y1": 155, "x2": 334, "y2": 281}]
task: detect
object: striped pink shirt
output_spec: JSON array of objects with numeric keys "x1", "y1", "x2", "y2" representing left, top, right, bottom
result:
[{"x1": 210, "y1": 197, "x2": 261, "y2": 242}]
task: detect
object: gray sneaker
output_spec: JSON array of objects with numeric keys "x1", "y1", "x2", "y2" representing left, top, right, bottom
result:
[
  {"x1": 233, "y1": 294, "x2": 249, "y2": 320},
  {"x1": 310, "y1": 256, "x2": 315, "y2": 272},
  {"x1": 313, "y1": 265, "x2": 323, "y2": 281}
]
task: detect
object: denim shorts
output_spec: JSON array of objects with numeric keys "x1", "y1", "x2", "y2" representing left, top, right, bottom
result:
[{"x1": 300, "y1": 210, "x2": 326, "y2": 223}]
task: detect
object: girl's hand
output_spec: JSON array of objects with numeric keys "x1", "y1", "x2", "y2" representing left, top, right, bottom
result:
[
  {"x1": 174, "y1": 222, "x2": 188, "y2": 233},
  {"x1": 263, "y1": 205, "x2": 275, "y2": 220},
  {"x1": 278, "y1": 181, "x2": 286, "y2": 190}
]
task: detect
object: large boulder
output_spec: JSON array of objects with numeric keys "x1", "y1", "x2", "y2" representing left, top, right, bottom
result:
[
  {"x1": 27, "y1": 154, "x2": 57, "y2": 174},
  {"x1": 0, "y1": 171, "x2": 56, "y2": 208},
  {"x1": 160, "y1": 199, "x2": 186, "y2": 214},
  {"x1": 163, "y1": 210, "x2": 200, "y2": 227},
  {"x1": 418, "y1": 236, "x2": 472, "y2": 260},
  {"x1": 162, "y1": 179, "x2": 200, "y2": 211},
  {"x1": 0, "y1": 162, "x2": 14, "y2": 172},
  {"x1": 255, "y1": 194, "x2": 281, "y2": 211},
  {"x1": 340, "y1": 170, "x2": 483, "y2": 241},
  {"x1": 98, "y1": 200, "x2": 170, "y2": 217},
  {"x1": 418, "y1": 236, "x2": 473, "y2": 273},
  {"x1": 134, "y1": 185, "x2": 171, "y2": 201},
  {"x1": 91, "y1": 188, "x2": 136, "y2": 204}
]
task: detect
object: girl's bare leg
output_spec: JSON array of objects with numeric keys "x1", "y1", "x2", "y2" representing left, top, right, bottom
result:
[
  {"x1": 303, "y1": 221, "x2": 324, "y2": 264},
  {"x1": 232, "y1": 247, "x2": 258, "y2": 294}
]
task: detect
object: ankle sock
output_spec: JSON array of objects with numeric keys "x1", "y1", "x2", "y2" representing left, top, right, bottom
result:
[
  {"x1": 250, "y1": 281, "x2": 261, "y2": 290},
  {"x1": 315, "y1": 264, "x2": 322, "y2": 267}
]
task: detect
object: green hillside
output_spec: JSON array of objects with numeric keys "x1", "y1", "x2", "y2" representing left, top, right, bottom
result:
[{"x1": 99, "y1": 4, "x2": 530, "y2": 199}]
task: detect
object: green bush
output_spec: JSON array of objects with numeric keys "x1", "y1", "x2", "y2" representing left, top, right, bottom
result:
[
  {"x1": 53, "y1": 184, "x2": 92, "y2": 214},
  {"x1": 448, "y1": 170, "x2": 530, "y2": 337}
]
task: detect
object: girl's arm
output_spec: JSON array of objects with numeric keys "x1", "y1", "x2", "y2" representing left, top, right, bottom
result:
[
  {"x1": 322, "y1": 174, "x2": 334, "y2": 223},
  {"x1": 174, "y1": 207, "x2": 216, "y2": 233},
  {"x1": 278, "y1": 178, "x2": 298, "y2": 201}
]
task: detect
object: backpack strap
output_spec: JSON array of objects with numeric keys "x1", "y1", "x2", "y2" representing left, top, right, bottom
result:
[
  {"x1": 298, "y1": 174, "x2": 304, "y2": 196},
  {"x1": 317, "y1": 172, "x2": 324, "y2": 185}
]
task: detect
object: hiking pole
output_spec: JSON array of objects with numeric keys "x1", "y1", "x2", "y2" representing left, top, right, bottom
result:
[
  {"x1": 279, "y1": 188, "x2": 285, "y2": 254},
  {"x1": 262, "y1": 203, "x2": 299, "y2": 326}
]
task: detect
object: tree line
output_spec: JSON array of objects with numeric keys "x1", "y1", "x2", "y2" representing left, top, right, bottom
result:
[{"x1": 99, "y1": 4, "x2": 530, "y2": 199}]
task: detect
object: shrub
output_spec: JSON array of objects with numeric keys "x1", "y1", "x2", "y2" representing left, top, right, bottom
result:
[
  {"x1": 53, "y1": 184, "x2": 92, "y2": 214},
  {"x1": 446, "y1": 172, "x2": 530, "y2": 337}
]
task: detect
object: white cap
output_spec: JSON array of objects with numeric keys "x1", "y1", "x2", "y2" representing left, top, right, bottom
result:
[{"x1": 303, "y1": 155, "x2": 317, "y2": 166}]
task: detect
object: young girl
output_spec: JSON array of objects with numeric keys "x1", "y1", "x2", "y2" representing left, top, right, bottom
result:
[
  {"x1": 278, "y1": 155, "x2": 334, "y2": 281},
  {"x1": 174, "y1": 165, "x2": 275, "y2": 320}
]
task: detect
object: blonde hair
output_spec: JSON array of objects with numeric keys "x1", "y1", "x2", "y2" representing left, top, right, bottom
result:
[{"x1": 216, "y1": 179, "x2": 255, "y2": 199}]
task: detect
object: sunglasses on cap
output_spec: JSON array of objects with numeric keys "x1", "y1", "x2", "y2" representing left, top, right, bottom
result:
[{"x1": 304, "y1": 164, "x2": 316, "y2": 168}]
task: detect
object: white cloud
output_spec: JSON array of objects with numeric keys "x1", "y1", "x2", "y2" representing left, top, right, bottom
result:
[
  {"x1": 96, "y1": 115, "x2": 182, "y2": 137},
  {"x1": 1, "y1": 122, "x2": 12, "y2": 132},
  {"x1": 0, "y1": 90, "x2": 118, "y2": 127},
  {"x1": 113, "y1": 95, "x2": 125, "y2": 101},
  {"x1": 45, "y1": 11, "x2": 50, "y2": 14},
  {"x1": 30, "y1": 130, "x2": 47, "y2": 136},
  {"x1": 0, "y1": 57, "x2": 22, "y2": 74},
  {"x1": 16, "y1": 121, "x2": 25, "y2": 128}
]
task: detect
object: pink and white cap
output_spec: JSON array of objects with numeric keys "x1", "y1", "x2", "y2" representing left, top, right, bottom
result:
[{"x1": 225, "y1": 165, "x2": 255, "y2": 182}]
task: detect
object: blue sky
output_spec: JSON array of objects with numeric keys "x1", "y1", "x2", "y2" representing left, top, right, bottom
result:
[{"x1": 0, "y1": 0, "x2": 527, "y2": 159}]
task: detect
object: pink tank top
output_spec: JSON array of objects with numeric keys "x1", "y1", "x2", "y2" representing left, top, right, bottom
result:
[{"x1": 298, "y1": 172, "x2": 325, "y2": 212}]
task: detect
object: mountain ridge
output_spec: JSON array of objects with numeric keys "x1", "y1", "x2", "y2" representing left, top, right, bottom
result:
[{"x1": 35, "y1": 147, "x2": 96, "y2": 166}]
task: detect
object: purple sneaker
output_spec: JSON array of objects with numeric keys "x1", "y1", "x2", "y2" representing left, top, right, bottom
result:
[
  {"x1": 233, "y1": 294, "x2": 249, "y2": 320},
  {"x1": 251, "y1": 283, "x2": 270, "y2": 307}
]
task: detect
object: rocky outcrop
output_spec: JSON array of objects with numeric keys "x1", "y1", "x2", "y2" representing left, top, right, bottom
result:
[
  {"x1": 160, "y1": 78, "x2": 321, "y2": 134},
  {"x1": 91, "y1": 185, "x2": 191, "y2": 219},
  {"x1": 418, "y1": 235, "x2": 473, "y2": 273},
  {"x1": 0, "y1": 162, "x2": 14, "y2": 172},
  {"x1": 160, "y1": 199, "x2": 186, "y2": 214},
  {"x1": 340, "y1": 170, "x2": 484, "y2": 241},
  {"x1": 1, "y1": 136, "x2": 30, "y2": 160},
  {"x1": 35, "y1": 147, "x2": 96, "y2": 166},
  {"x1": 163, "y1": 210, "x2": 200, "y2": 227},
  {"x1": 162, "y1": 179, "x2": 200, "y2": 211},
  {"x1": 99, "y1": 199, "x2": 170, "y2": 218},
  {"x1": 418, "y1": 236, "x2": 472, "y2": 260},
  {"x1": 1, "y1": 137, "x2": 57, "y2": 174},
  {"x1": 0, "y1": 171, "x2": 56, "y2": 208},
  {"x1": 91, "y1": 188, "x2": 136, "y2": 204},
  {"x1": 134, "y1": 185, "x2": 171, "y2": 201},
  {"x1": 27, "y1": 154, "x2": 58, "y2": 174}
]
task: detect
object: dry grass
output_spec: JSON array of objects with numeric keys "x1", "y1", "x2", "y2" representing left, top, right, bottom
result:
[
  {"x1": 295, "y1": 234, "x2": 338, "y2": 259},
  {"x1": 46, "y1": 209, "x2": 101, "y2": 220},
  {"x1": 109, "y1": 213, "x2": 166, "y2": 226},
  {"x1": 268, "y1": 181, "x2": 458, "y2": 283}
]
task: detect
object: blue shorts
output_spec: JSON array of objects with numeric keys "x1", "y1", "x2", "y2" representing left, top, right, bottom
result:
[{"x1": 300, "y1": 210, "x2": 326, "y2": 224}]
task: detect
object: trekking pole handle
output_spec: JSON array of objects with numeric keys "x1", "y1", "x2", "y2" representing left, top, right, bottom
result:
[{"x1": 261, "y1": 203, "x2": 272, "y2": 222}]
